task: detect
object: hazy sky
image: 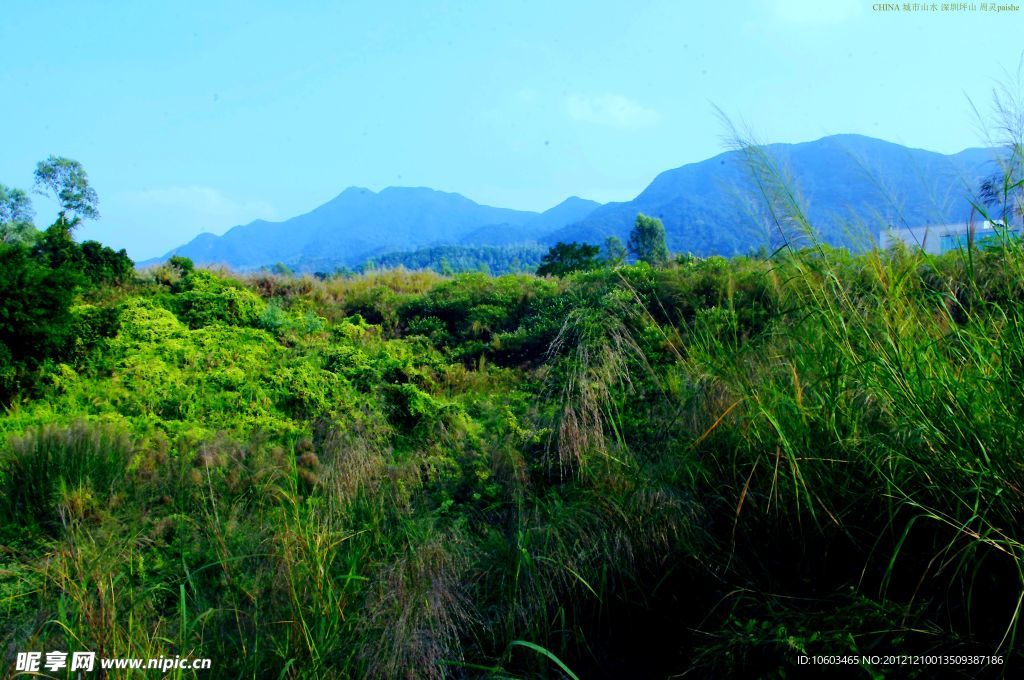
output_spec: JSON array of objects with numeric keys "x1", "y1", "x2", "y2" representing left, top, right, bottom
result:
[{"x1": 2, "y1": 0, "x2": 1022, "y2": 259}]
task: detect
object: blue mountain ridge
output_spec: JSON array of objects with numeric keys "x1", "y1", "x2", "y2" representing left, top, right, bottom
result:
[
  {"x1": 148, "y1": 135, "x2": 1003, "y2": 270},
  {"x1": 147, "y1": 188, "x2": 600, "y2": 271},
  {"x1": 548, "y1": 134, "x2": 998, "y2": 254}
]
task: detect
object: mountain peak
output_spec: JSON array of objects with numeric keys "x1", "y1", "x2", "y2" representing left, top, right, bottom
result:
[
  {"x1": 149, "y1": 134, "x2": 997, "y2": 271},
  {"x1": 335, "y1": 186, "x2": 374, "y2": 198},
  {"x1": 152, "y1": 184, "x2": 577, "y2": 270},
  {"x1": 548, "y1": 134, "x2": 995, "y2": 254},
  {"x1": 548, "y1": 195, "x2": 598, "y2": 209}
]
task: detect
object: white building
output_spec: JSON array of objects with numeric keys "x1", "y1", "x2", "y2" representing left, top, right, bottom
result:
[{"x1": 880, "y1": 221, "x2": 1021, "y2": 255}]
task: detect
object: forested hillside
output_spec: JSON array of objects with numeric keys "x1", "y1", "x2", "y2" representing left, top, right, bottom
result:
[{"x1": 359, "y1": 243, "x2": 547, "y2": 276}]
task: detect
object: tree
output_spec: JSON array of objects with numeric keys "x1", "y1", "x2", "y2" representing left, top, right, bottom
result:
[
  {"x1": 602, "y1": 235, "x2": 628, "y2": 266},
  {"x1": 168, "y1": 255, "x2": 195, "y2": 275},
  {"x1": 627, "y1": 213, "x2": 669, "y2": 267},
  {"x1": 0, "y1": 242, "x2": 81, "y2": 402},
  {"x1": 32, "y1": 223, "x2": 83, "y2": 270},
  {"x1": 271, "y1": 262, "x2": 293, "y2": 277},
  {"x1": 79, "y1": 240, "x2": 134, "y2": 286},
  {"x1": 33, "y1": 156, "x2": 99, "y2": 228},
  {"x1": 0, "y1": 184, "x2": 37, "y2": 245},
  {"x1": 29, "y1": 223, "x2": 133, "y2": 287},
  {"x1": 536, "y1": 241, "x2": 602, "y2": 277},
  {"x1": 977, "y1": 171, "x2": 1024, "y2": 227}
]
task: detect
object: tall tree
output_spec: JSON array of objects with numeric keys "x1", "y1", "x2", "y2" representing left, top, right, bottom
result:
[
  {"x1": 628, "y1": 213, "x2": 670, "y2": 267},
  {"x1": 602, "y1": 235, "x2": 628, "y2": 266},
  {"x1": 0, "y1": 184, "x2": 37, "y2": 245},
  {"x1": 536, "y1": 241, "x2": 601, "y2": 277},
  {"x1": 33, "y1": 156, "x2": 99, "y2": 229}
]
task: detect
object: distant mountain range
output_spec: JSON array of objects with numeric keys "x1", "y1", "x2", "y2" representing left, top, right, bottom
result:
[
  {"x1": 147, "y1": 134, "x2": 1002, "y2": 271},
  {"x1": 145, "y1": 188, "x2": 599, "y2": 271},
  {"x1": 554, "y1": 134, "x2": 997, "y2": 254}
]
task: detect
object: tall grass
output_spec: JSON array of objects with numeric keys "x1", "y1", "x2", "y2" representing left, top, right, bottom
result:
[
  {"x1": 9, "y1": 250, "x2": 1024, "y2": 676},
  {"x1": 658, "y1": 97, "x2": 1024, "y2": 672},
  {"x1": 0, "y1": 421, "x2": 133, "y2": 539}
]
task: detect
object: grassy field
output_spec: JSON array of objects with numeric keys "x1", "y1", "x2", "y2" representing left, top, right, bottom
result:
[{"x1": 2, "y1": 216, "x2": 1024, "y2": 678}]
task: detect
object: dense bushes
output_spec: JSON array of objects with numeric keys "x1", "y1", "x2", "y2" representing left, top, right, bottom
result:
[
  {"x1": 173, "y1": 269, "x2": 266, "y2": 328},
  {"x1": 3, "y1": 243, "x2": 1024, "y2": 677},
  {"x1": 32, "y1": 224, "x2": 133, "y2": 287},
  {"x1": 363, "y1": 243, "x2": 546, "y2": 275},
  {"x1": 0, "y1": 225, "x2": 133, "y2": 404},
  {"x1": 397, "y1": 272, "x2": 560, "y2": 364},
  {"x1": 0, "y1": 243, "x2": 82, "y2": 401}
]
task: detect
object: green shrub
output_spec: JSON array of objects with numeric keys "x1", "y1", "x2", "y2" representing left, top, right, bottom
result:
[
  {"x1": 398, "y1": 273, "x2": 558, "y2": 363},
  {"x1": 174, "y1": 270, "x2": 266, "y2": 328},
  {"x1": 0, "y1": 242, "x2": 81, "y2": 401}
]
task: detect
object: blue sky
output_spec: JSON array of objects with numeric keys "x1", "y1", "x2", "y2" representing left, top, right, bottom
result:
[{"x1": 2, "y1": 0, "x2": 1022, "y2": 259}]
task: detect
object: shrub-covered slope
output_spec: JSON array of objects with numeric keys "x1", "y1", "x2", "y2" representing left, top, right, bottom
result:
[{"x1": 2, "y1": 239, "x2": 1024, "y2": 677}]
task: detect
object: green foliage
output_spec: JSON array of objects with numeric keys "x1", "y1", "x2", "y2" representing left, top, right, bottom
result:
[
  {"x1": 398, "y1": 272, "x2": 559, "y2": 363},
  {"x1": 168, "y1": 254, "x2": 194, "y2": 275},
  {"x1": 33, "y1": 155, "x2": 99, "y2": 223},
  {"x1": 270, "y1": 261, "x2": 293, "y2": 276},
  {"x1": 173, "y1": 270, "x2": 266, "y2": 328},
  {"x1": 31, "y1": 222, "x2": 82, "y2": 269},
  {"x1": 0, "y1": 217, "x2": 130, "y2": 404},
  {"x1": 0, "y1": 183, "x2": 37, "y2": 245},
  {"x1": 68, "y1": 303, "x2": 122, "y2": 362},
  {"x1": 602, "y1": 235, "x2": 628, "y2": 265},
  {"x1": 0, "y1": 421, "x2": 133, "y2": 540},
  {"x1": 30, "y1": 223, "x2": 133, "y2": 287},
  {"x1": 0, "y1": 243, "x2": 81, "y2": 401},
  {"x1": 536, "y1": 241, "x2": 602, "y2": 277},
  {"x1": 79, "y1": 240, "x2": 134, "y2": 286},
  {"x1": 5, "y1": 225, "x2": 1024, "y2": 677},
  {"x1": 363, "y1": 243, "x2": 547, "y2": 276},
  {"x1": 0, "y1": 183, "x2": 34, "y2": 225},
  {"x1": 9, "y1": 108, "x2": 1024, "y2": 674},
  {"x1": 628, "y1": 212, "x2": 670, "y2": 266}
]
